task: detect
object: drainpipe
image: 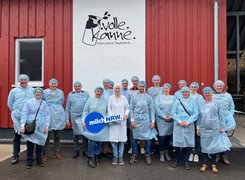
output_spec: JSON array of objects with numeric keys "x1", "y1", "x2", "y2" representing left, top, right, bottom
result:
[{"x1": 214, "y1": 0, "x2": 219, "y2": 82}]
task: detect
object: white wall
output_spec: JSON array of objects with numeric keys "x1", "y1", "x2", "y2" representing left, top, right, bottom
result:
[{"x1": 73, "y1": 0, "x2": 145, "y2": 94}]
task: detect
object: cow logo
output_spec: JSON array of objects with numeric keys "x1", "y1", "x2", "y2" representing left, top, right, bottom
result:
[{"x1": 82, "y1": 11, "x2": 136, "y2": 46}]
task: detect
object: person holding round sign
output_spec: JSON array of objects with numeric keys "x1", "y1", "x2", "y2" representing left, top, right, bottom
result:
[
  {"x1": 42, "y1": 78, "x2": 66, "y2": 161},
  {"x1": 129, "y1": 80, "x2": 157, "y2": 165},
  {"x1": 20, "y1": 88, "x2": 50, "y2": 169},
  {"x1": 197, "y1": 87, "x2": 232, "y2": 173},
  {"x1": 82, "y1": 87, "x2": 108, "y2": 168},
  {"x1": 108, "y1": 85, "x2": 129, "y2": 166},
  {"x1": 213, "y1": 80, "x2": 235, "y2": 165},
  {"x1": 65, "y1": 81, "x2": 90, "y2": 158}
]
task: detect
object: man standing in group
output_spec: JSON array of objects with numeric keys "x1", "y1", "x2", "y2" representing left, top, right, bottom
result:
[{"x1": 7, "y1": 74, "x2": 34, "y2": 165}]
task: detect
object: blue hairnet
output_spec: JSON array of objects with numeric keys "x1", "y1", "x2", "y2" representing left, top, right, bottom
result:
[
  {"x1": 131, "y1": 75, "x2": 139, "y2": 82},
  {"x1": 33, "y1": 87, "x2": 44, "y2": 95},
  {"x1": 121, "y1": 79, "x2": 128, "y2": 83},
  {"x1": 152, "y1": 75, "x2": 161, "y2": 83},
  {"x1": 178, "y1": 80, "x2": 187, "y2": 86},
  {"x1": 73, "y1": 81, "x2": 82, "y2": 86},
  {"x1": 94, "y1": 86, "x2": 104, "y2": 93},
  {"x1": 138, "y1": 80, "x2": 146, "y2": 87},
  {"x1": 213, "y1": 80, "x2": 225, "y2": 88},
  {"x1": 181, "y1": 86, "x2": 190, "y2": 93},
  {"x1": 110, "y1": 80, "x2": 114, "y2": 86},
  {"x1": 18, "y1": 74, "x2": 30, "y2": 82},
  {"x1": 190, "y1": 82, "x2": 199, "y2": 89},
  {"x1": 203, "y1": 87, "x2": 213, "y2": 94},
  {"x1": 103, "y1": 78, "x2": 110, "y2": 83},
  {"x1": 163, "y1": 83, "x2": 171, "y2": 89},
  {"x1": 49, "y1": 78, "x2": 58, "y2": 85}
]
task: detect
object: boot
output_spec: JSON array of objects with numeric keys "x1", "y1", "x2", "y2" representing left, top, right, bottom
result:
[
  {"x1": 164, "y1": 150, "x2": 171, "y2": 161},
  {"x1": 160, "y1": 151, "x2": 165, "y2": 162},
  {"x1": 211, "y1": 164, "x2": 218, "y2": 173},
  {"x1": 94, "y1": 155, "x2": 100, "y2": 166},
  {"x1": 88, "y1": 157, "x2": 95, "y2": 168},
  {"x1": 221, "y1": 154, "x2": 230, "y2": 165}
]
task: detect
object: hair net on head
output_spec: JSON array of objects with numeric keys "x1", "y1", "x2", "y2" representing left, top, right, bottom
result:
[
  {"x1": 138, "y1": 80, "x2": 146, "y2": 87},
  {"x1": 163, "y1": 83, "x2": 171, "y2": 89},
  {"x1": 49, "y1": 78, "x2": 58, "y2": 85},
  {"x1": 131, "y1": 75, "x2": 139, "y2": 82},
  {"x1": 181, "y1": 86, "x2": 190, "y2": 93},
  {"x1": 213, "y1": 80, "x2": 225, "y2": 88},
  {"x1": 178, "y1": 80, "x2": 187, "y2": 86},
  {"x1": 113, "y1": 84, "x2": 121, "y2": 91},
  {"x1": 18, "y1": 74, "x2": 30, "y2": 82},
  {"x1": 94, "y1": 86, "x2": 104, "y2": 93},
  {"x1": 103, "y1": 78, "x2": 110, "y2": 83},
  {"x1": 121, "y1": 79, "x2": 128, "y2": 83},
  {"x1": 73, "y1": 81, "x2": 82, "y2": 86},
  {"x1": 110, "y1": 80, "x2": 114, "y2": 86},
  {"x1": 33, "y1": 87, "x2": 44, "y2": 95},
  {"x1": 152, "y1": 75, "x2": 161, "y2": 83},
  {"x1": 203, "y1": 87, "x2": 213, "y2": 94},
  {"x1": 190, "y1": 82, "x2": 199, "y2": 89}
]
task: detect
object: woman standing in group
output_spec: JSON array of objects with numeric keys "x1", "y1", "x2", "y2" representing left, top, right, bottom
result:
[
  {"x1": 154, "y1": 83, "x2": 175, "y2": 162},
  {"x1": 108, "y1": 85, "x2": 129, "y2": 165},
  {"x1": 20, "y1": 88, "x2": 50, "y2": 169},
  {"x1": 197, "y1": 87, "x2": 232, "y2": 173},
  {"x1": 171, "y1": 87, "x2": 198, "y2": 170}
]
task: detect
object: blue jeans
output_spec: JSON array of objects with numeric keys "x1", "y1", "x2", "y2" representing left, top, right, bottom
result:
[
  {"x1": 111, "y1": 142, "x2": 124, "y2": 158},
  {"x1": 26, "y1": 141, "x2": 42, "y2": 164},
  {"x1": 132, "y1": 139, "x2": 151, "y2": 156},
  {"x1": 159, "y1": 135, "x2": 171, "y2": 151},
  {"x1": 88, "y1": 140, "x2": 102, "y2": 158},
  {"x1": 202, "y1": 153, "x2": 217, "y2": 165},
  {"x1": 174, "y1": 147, "x2": 191, "y2": 164}
]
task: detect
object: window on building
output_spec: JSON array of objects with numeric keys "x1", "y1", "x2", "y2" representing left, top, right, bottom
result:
[{"x1": 15, "y1": 38, "x2": 44, "y2": 87}]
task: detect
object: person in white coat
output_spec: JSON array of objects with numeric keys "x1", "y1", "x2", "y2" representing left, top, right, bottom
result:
[{"x1": 108, "y1": 85, "x2": 129, "y2": 165}]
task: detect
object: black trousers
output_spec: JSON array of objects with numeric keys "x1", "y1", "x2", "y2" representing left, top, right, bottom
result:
[{"x1": 26, "y1": 141, "x2": 43, "y2": 164}]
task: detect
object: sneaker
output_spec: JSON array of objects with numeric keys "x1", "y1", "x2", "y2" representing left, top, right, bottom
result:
[
  {"x1": 145, "y1": 155, "x2": 152, "y2": 165},
  {"x1": 140, "y1": 147, "x2": 145, "y2": 155},
  {"x1": 37, "y1": 161, "x2": 44, "y2": 167},
  {"x1": 42, "y1": 155, "x2": 48, "y2": 162},
  {"x1": 11, "y1": 157, "x2": 19, "y2": 165},
  {"x1": 112, "y1": 157, "x2": 118, "y2": 165},
  {"x1": 188, "y1": 153, "x2": 193, "y2": 162},
  {"x1": 193, "y1": 154, "x2": 199, "y2": 163},
  {"x1": 200, "y1": 164, "x2": 207, "y2": 172},
  {"x1": 26, "y1": 162, "x2": 32, "y2": 169},
  {"x1": 118, "y1": 157, "x2": 124, "y2": 166},
  {"x1": 128, "y1": 148, "x2": 132, "y2": 154},
  {"x1": 129, "y1": 155, "x2": 137, "y2": 165}
]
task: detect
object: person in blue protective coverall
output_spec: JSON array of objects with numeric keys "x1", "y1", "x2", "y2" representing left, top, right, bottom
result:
[
  {"x1": 109, "y1": 80, "x2": 114, "y2": 90},
  {"x1": 108, "y1": 84, "x2": 130, "y2": 166},
  {"x1": 42, "y1": 78, "x2": 66, "y2": 161},
  {"x1": 188, "y1": 82, "x2": 204, "y2": 163},
  {"x1": 82, "y1": 87, "x2": 108, "y2": 168},
  {"x1": 20, "y1": 88, "x2": 50, "y2": 169},
  {"x1": 7, "y1": 74, "x2": 34, "y2": 165},
  {"x1": 197, "y1": 87, "x2": 232, "y2": 173},
  {"x1": 129, "y1": 80, "x2": 157, "y2": 165},
  {"x1": 65, "y1": 81, "x2": 90, "y2": 158},
  {"x1": 101, "y1": 78, "x2": 113, "y2": 156},
  {"x1": 121, "y1": 79, "x2": 132, "y2": 152},
  {"x1": 171, "y1": 86, "x2": 198, "y2": 170},
  {"x1": 213, "y1": 80, "x2": 235, "y2": 165},
  {"x1": 154, "y1": 83, "x2": 175, "y2": 162},
  {"x1": 174, "y1": 80, "x2": 188, "y2": 99}
]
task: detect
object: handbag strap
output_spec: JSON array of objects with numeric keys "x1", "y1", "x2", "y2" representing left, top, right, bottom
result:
[
  {"x1": 178, "y1": 99, "x2": 191, "y2": 116},
  {"x1": 34, "y1": 100, "x2": 43, "y2": 120}
]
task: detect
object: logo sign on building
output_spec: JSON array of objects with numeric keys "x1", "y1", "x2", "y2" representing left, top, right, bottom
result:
[
  {"x1": 84, "y1": 112, "x2": 122, "y2": 133},
  {"x1": 73, "y1": 0, "x2": 145, "y2": 94}
]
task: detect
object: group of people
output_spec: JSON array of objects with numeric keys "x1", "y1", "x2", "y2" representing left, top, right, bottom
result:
[{"x1": 7, "y1": 74, "x2": 235, "y2": 174}]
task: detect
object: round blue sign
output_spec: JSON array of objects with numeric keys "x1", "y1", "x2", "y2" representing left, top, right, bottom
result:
[{"x1": 84, "y1": 112, "x2": 105, "y2": 133}]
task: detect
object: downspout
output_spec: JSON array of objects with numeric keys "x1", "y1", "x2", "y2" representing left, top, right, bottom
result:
[{"x1": 214, "y1": 0, "x2": 219, "y2": 81}]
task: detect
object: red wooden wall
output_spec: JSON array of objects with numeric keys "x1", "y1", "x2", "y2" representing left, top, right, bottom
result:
[
  {"x1": 145, "y1": 0, "x2": 227, "y2": 93},
  {"x1": 0, "y1": 0, "x2": 72, "y2": 128}
]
